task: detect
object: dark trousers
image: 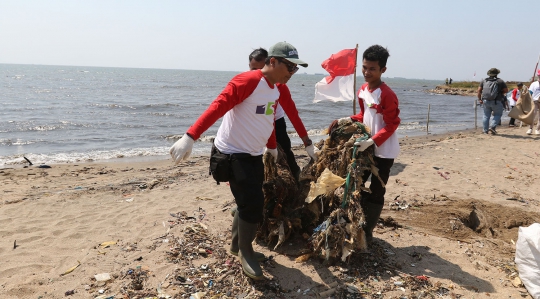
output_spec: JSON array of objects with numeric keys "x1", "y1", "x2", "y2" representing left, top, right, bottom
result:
[
  {"x1": 509, "y1": 106, "x2": 516, "y2": 125},
  {"x1": 361, "y1": 156, "x2": 394, "y2": 205},
  {"x1": 275, "y1": 117, "x2": 300, "y2": 176},
  {"x1": 228, "y1": 154, "x2": 264, "y2": 224}
]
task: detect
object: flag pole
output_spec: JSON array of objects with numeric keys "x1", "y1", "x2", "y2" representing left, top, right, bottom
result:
[
  {"x1": 531, "y1": 53, "x2": 540, "y2": 85},
  {"x1": 353, "y1": 44, "x2": 358, "y2": 115}
]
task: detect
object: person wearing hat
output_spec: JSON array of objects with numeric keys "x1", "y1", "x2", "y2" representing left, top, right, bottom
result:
[
  {"x1": 477, "y1": 68, "x2": 508, "y2": 134},
  {"x1": 526, "y1": 70, "x2": 540, "y2": 135},
  {"x1": 508, "y1": 82, "x2": 524, "y2": 127},
  {"x1": 169, "y1": 41, "x2": 307, "y2": 280}
]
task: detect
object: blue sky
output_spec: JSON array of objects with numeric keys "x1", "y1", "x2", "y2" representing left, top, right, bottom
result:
[{"x1": 1, "y1": 0, "x2": 538, "y2": 81}]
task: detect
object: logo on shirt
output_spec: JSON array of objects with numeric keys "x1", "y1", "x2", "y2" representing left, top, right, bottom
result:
[{"x1": 255, "y1": 102, "x2": 276, "y2": 115}]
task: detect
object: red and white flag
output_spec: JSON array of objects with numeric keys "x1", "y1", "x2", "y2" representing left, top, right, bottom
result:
[{"x1": 313, "y1": 48, "x2": 357, "y2": 103}]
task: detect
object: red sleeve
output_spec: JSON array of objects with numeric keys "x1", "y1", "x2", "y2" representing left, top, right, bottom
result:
[
  {"x1": 350, "y1": 84, "x2": 366, "y2": 123},
  {"x1": 266, "y1": 123, "x2": 277, "y2": 149},
  {"x1": 186, "y1": 71, "x2": 263, "y2": 140},
  {"x1": 371, "y1": 84, "x2": 400, "y2": 146},
  {"x1": 512, "y1": 89, "x2": 518, "y2": 101},
  {"x1": 276, "y1": 84, "x2": 308, "y2": 138}
]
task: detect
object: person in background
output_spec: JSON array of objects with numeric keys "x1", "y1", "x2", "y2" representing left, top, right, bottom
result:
[
  {"x1": 170, "y1": 41, "x2": 308, "y2": 280},
  {"x1": 508, "y1": 82, "x2": 523, "y2": 127},
  {"x1": 526, "y1": 70, "x2": 540, "y2": 135},
  {"x1": 248, "y1": 48, "x2": 316, "y2": 181},
  {"x1": 478, "y1": 68, "x2": 508, "y2": 134},
  {"x1": 449, "y1": 78, "x2": 453, "y2": 85},
  {"x1": 328, "y1": 45, "x2": 400, "y2": 245}
]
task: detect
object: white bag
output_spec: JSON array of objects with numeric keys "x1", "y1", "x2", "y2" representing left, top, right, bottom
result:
[{"x1": 515, "y1": 223, "x2": 540, "y2": 299}]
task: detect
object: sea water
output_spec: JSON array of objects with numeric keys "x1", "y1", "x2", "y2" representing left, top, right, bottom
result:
[{"x1": 0, "y1": 64, "x2": 486, "y2": 166}]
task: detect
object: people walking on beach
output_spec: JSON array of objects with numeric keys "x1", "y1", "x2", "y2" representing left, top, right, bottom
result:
[
  {"x1": 477, "y1": 68, "x2": 508, "y2": 134},
  {"x1": 526, "y1": 70, "x2": 540, "y2": 135},
  {"x1": 508, "y1": 82, "x2": 523, "y2": 127},
  {"x1": 248, "y1": 48, "x2": 316, "y2": 181},
  {"x1": 170, "y1": 41, "x2": 308, "y2": 280},
  {"x1": 328, "y1": 45, "x2": 400, "y2": 244}
]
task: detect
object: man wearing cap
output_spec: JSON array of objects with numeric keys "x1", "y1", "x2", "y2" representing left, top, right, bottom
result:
[
  {"x1": 169, "y1": 41, "x2": 307, "y2": 280},
  {"x1": 526, "y1": 70, "x2": 540, "y2": 135},
  {"x1": 478, "y1": 68, "x2": 508, "y2": 134},
  {"x1": 248, "y1": 47, "x2": 317, "y2": 181}
]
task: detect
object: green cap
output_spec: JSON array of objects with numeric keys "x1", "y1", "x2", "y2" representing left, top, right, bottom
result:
[
  {"x1": 268, "y1": 42, "x2": 308, "y2": 67},
  {"x1": 487, "y1": 68, "x2": 500, "y2": 77}
]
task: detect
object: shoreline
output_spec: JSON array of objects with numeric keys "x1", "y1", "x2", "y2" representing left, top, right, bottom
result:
[
  {"x1": 425, "y1": 85, "x2": 477, "y2": 96},
  {"x1": 1, "y1": 127, "x2": 491, "y2": 169}
]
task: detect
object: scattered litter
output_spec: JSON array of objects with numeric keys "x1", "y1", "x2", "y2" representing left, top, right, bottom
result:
[
  {"x1": 64, "y1": 290, "x2": 75, "y2": 296},
  {"x1": 99, "y1": 241, "x2": 117, "y2": 249},
  {"x1": 195, "y1": 196, "x2": 214, "y2": 201},
  {"x1": 389, "y1": 199, "x2": 409, "y2": 210},
  {"x1": 23, "y1": 156, "x2": 33, "y2": 165},
  {"x1": 295, "y1": 253, "x2": 312, "y2": 263},
  {"x1": 60, "y1": 261, "x2": 81, "y2": 276},
  {"x1": 437, "y1": 171, "x2": 450, "y2": 180},
  {"x1": 94, "y1": 273, "x2": 112, "y2": 282}
]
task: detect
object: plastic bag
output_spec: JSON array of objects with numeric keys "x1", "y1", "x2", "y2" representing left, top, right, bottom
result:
[
  {"x1": 305, "y1": 168, "x2": 345, "y2": 203},
  {"x1": 515, "y1": 223, "x2": 540, "y2": 299}
]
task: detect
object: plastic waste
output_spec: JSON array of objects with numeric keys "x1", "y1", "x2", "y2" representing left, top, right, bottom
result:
[
  {"x1": 94, "y1": 273, "x2": 111, "y2": 282},
  {"x1": 515, "y1": 223, "x2": 540, "y2": 299},
  {"x1": 306, "y1": 168, "x2": 345, "y2": 203}
]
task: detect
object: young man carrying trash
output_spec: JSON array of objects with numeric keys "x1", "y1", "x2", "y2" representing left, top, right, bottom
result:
[
  {"x1": 328, "y1": 45, "x2": 400, "y2": 245},
  {"x1": 169, "y1": 42, "x2": 308, "y2": 280}
]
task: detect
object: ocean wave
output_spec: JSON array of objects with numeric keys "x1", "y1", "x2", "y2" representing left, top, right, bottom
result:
[
  {"x1": 0, "y1": 146, "x2": 172, "y2": 166},
  {"x1": 0, "y1": 139, "x2": 37, "y2": 146}
]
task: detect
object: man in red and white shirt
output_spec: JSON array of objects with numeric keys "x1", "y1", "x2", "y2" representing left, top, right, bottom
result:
[
  {"x1": 170, "y1": 42, "x2": 308, "y2": 280},
  {"x1": 329, "y1": 45, "x2": 400, "y2": 244},
  {"x1": 248, "y1": 48, "x2": 316, "y2": 180}
]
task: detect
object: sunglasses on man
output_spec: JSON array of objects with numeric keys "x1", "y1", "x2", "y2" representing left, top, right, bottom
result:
[{"x1": 276, "y1": 57, "x2": 299, "y2": 74}]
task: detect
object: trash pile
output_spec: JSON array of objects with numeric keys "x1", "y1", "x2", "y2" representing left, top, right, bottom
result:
[
  {"x1": 85, "y1": 212, "x2": 287, "y2": 299},
  {"x1": 70, "y1": 211, "x2": 468, "y2": 298},
  {"x1": 260, "y1": 119, "x2": 382, "y2": 262},
  {"x1": 303, "y1": 119, "x2": 381, "y2": 262}
]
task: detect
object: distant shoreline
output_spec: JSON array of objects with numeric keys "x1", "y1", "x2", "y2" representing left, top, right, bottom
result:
[{"x1": 426, "y1": 81, "x2": 524, "y2": 96}]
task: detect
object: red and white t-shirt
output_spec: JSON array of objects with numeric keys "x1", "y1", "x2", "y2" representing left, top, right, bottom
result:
[
  {"x1": 274, "y1": 84, "x2": 308, "y2": 138},
  {"x1": 510, "y1": 88, "x2": 521, "y2": 106},
  {"x1": 186, "y1": 70, "x2": 278, "y2": 155},
  {"x1": 351, "y1": 82, "x2": 400, "y2": 159}
]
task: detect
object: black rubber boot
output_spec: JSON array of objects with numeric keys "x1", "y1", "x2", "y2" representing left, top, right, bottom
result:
[
  {"x1": 238, "y1": 217, "x2": 264, "y2": 280},
  {"x1": 229, "y1": 212, "x2": 265, "y2": 261},
  {"x1": 362, "y1": 201, "x2": 384, "y2": 243}
]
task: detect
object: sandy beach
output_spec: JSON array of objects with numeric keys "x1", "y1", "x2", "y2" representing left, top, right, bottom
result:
[{"x1": 1, "y1": 126, "x2": 540, "y2": 299}]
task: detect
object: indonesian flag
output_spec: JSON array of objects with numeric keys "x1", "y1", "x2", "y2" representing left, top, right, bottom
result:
[{"x1": 313, "y1": 48, "x2": 357, "y2": 103}]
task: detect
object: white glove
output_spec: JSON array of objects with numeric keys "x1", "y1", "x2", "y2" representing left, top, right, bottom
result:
[
  {"x1": 354, "y1": 138, "x2": 374, "y2": 152},
  {"x1": 169, "y1": 134, "x2": 195, "y2": 164},
  {"x1": 305, "y1": 144, "x2": 318, "y2": 162},
  {"x1": 264, "y1": 147, "x2": 278, "y2": 163}
]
